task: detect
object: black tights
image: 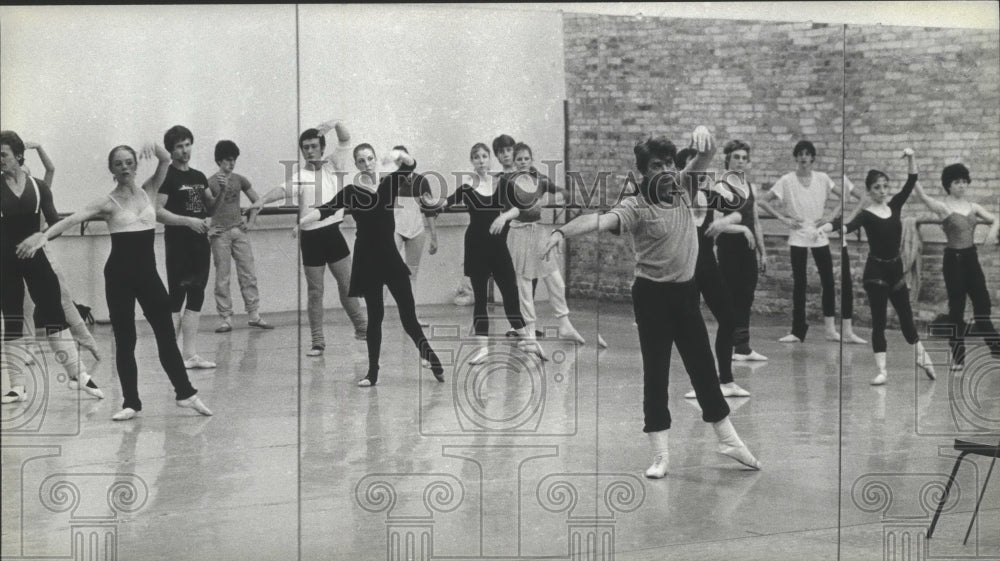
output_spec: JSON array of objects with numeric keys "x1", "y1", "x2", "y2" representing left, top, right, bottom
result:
[
  {"x1": 363, "y1": 275, "x2": 441, "y2": 379},
  {"x1": 695, "y1": 244, "x2": 735, "y2": 384},
  {"x1": 790, "y1": 245, "x2": 837, "y2": 340},
  {"x1": 943, "y1": 247, "x2": 1000, "y2": 362},
  {"x1": 864, "y1": 282, "x2": 918, "y2": 353},
  {"x1": 106, "y1": 231, "x2": 196, "y2": 411},
  {"x1": 470, "y1": 271, "x2": 524, "y2": 337}
]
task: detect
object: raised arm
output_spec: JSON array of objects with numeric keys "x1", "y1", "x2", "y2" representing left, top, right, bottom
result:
[
  {"x1": 316, "y1": 119, "x2": 352, "y2": 170},
  {"x1": 681, "y1": 125, "x2": 717, "y2": 175},
  {"x1": 25, "y1": 141, "x2": 55, "y2": 186},
  {"x1": 891, "y1": 149, "x2": 919, "y2": 210},
  {"x1": 140, "y1": 143, "x2": 172, "y2": 198}
]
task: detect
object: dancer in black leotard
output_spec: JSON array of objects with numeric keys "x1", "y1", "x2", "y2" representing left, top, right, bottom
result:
[
  {"x1": 436, "y1": 143, "x2": 526, "y2": 363},
  {"x1": 20, "y1": 143, "x2": 212, "y2": 420},
  {"x1": 820, "y1": 148, "x2": 936, "y2": 385},
  {"x1": 300, "y1": 146, "x2": 445, "y2": 387},
  {"x1": 912, "y1": 161, "x2": 1000, "y2": 367},
  {"x1": 3, "y1": 130, "x2": 102, "y2": 404}
]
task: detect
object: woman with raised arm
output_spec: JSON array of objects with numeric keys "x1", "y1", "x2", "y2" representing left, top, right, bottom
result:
[
  {"x1": 818, "y1": 148, "x2": 936, "y2": 385},
  {"x1": 300, "y1": 146, "x2": 445, "y2": 387},
  {"x1": 542, "y1": 126, "x2": 761, "y2": 479},
  {"x1": 912, "y1": 160, "x2": 1000, "y2": 367},
  {"x1": 435, "y1": 143, "x2": 526, "y2": 363},
  {"x1": 2, "y1": 130, "x2": 102, "y2": 404},
  {"x1": 17, "y1": 143, "x2": 212, "y2": 420}
]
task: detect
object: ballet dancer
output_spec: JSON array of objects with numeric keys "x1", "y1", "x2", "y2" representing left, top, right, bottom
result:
[
  {"x1": 391, "y1": 145, "x2": 438, "y2": 327},
  {"x1": 912, "y1": 160, "x2": 1000, "y2": 366},
  {"x1": 542, "y1": 127, "x2": 761, "y2": 478},
  {"x1": 155, "y1": 125, "x2": 216, "y2": 369},
  {"x1": 19, "y1": 139, "x2": 101, "y2": 360},
  {"x1": 711, "y1": 140, "x2": 771, "y2": 361},
  {"x1": 17, "y1": 142, "x2": 211, "y2": 420},
  {"x1": 300, "y1": 145, "x2": 444, "y2": 387},
  {"x1": 205, "y1": 140, "x2": 273, "y2": 332},
  {"x1": 673, "y1": 146, "x2": 751, "y2": 398},
  {"x1": 758, "y1": 140, "x2": 865, "y2": 343},
  {"x1": 434, "y1": 143, "x2": 527, "y2": 363},
  {"x1": 255, "y1": 121, "x2": 368, "y2": 356},
  {"x1": 2, "y1": 131, "x2": 103, "y2": 404},
  {"x1": 489, "y1": 142, "x2": 586, "y2": 356},
  {"x1": 818, "y1": 148, "x2": 936, "y2": 385}
]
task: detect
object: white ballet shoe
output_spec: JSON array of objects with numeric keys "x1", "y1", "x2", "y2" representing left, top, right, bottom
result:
[
  {"x1": 68, "y1": 372, "x2": 104, "y2": 399},
  {"x1": 779, "y1": 334, "x2": 802, "y2": 343},
  {"x1": 517, "y1": 340, "x2": 549, "y2": 361},
  {"x1": 870, "y1": 372, "x2": 887, "y2": 386},
  {"x1": 468, "y1": 347, "x2": 489, "y2": 365},
  {"x1": 733, "y1": 350, "x2": 768, "y2": 362},
  {"x1": 112, "y1": 408, "x2": 138, "y2": 421},
  {"x1": 824, "y1": 330, "x2": 841, "y2": 342},
  {"x1": 717, "y1": 444, "x2": 762, "y2": 470},
  {"x1": 683, "y1": 389, "x2": 696, "y2": 399},
  {"x1": 184, "y1": 355, "x2": 217, "y2": 369},
  {"x1": 917, "y1": 357, "x2": 936, "y2": 380},
  {"x1": 843, "y1": 331, "x2": 867, "y2": 344},
  {"x1": 558, "y1": 327, "x2": 586, "y2": 345},
  {"x1": 721, "y1": 382, "x2": 751, "y2": 397},
  {"x1": 176, "y1": 395, "x2": 213, "y2": 416},
  {"x1": 357, "y1": 378, "x2": 374, "y2": 387},
  {"x1": 644, "y1": 454, "x2": 669, "y2": 479},
  {"x1": 597, "y1": 334, "x2": 608, "y2": 349}
]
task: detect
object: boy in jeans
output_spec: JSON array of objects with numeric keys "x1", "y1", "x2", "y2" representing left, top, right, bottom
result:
[{"x1": 207, "y1": 140, "x2": 272, "y2": 332}]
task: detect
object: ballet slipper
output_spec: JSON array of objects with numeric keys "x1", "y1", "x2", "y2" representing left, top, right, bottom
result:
[
  {"x1": 871, "y1": 352, "x2": 888, "y2": 385},
  {"x1": 712, "y1": 417, "x2": 761, "y2": 470},
  {"x1": 644, "y1": 430, "x2": 669, "y2": 479},
  {"x1": 720, "y1": 382, "x2": 751, "y2": 397},
  {"x1": 358, "y1": 368, "x2": 379, "y2": 387},
  {"x1": 915, "y1": 342, "x2": 936, "y2": 380},
  {"x1": 468, "y1": 339, "x2": 489, "y2": 365},
  {"x1": 778, "y1": 334, "x2": 802, "y2": 343},
  {"x1": 176, "y1": 395, "x2": 213, "y2": 416},
  {"x1": 2, "y1": 386, "x2": 27, "y2": 404},
  {"x1": 112, "y1": 408, "x2": 138, "y2": 421},
  {"x1": 597, "y1": 334, "x2": 608, "y2": 349}
]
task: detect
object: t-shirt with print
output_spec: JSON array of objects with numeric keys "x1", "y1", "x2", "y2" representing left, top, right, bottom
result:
[
  {"x1": 770, "y1": 170, "x2": 840, "y2": 248},
  {"x1": 209, "y1": 172, "x2": 253, "y2": 230},
  {"x1": 159, "y1": 166, "x2": 210, "y2": 223},
  {"x1": 283, "y1": 143, "x2": 351, "y2": 231},
  {"x1": 605, "y1": 190, "x2": 699, "y2": 283}
]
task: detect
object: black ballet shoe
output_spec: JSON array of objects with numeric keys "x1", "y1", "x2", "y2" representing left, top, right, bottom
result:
[{"x1": 431, "y1": 366, "x2": 445, "y2": 383}]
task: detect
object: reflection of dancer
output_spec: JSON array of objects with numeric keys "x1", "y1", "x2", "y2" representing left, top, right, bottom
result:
[
  {"x1": 2, "y1": 131, "x2": 102, "y2": 404},
  {"x1": 758, "y1": 140, "x2": 864, "y2": 343},
  {"x1": 19, "y1": 140, "x2": 101, "y2": 360},
  {"x1": 543, "y1": 127, "x2": 761, "y2": 478},
  {"x1": 301, "y1": 146, "x2": 444, "y2": 387},
  {"x1": 391, "y1": 146, "x2": 437, "y2": 327},
  {"x1": 912, "y1": 160, "x2": 1000, "y2": 366},
  {"x1": 489, "y1": 142, "x2": 585, "y2": 357},
  {"x1": 206, "y1": 140, "x2": 273, "y2": 333},
  {"x1": 155, "y1": 126, "x2": 216, "y2": 369},
  {"x1": 18, "y1": 143, "x2": 212, "y2": 420},
  {"x1": 674, "y1": 147, "x2": 749, "y2": 398},
  {"x1": 436, "y1": 143, "x2": 526, "y2": 364},
  {"x1": 713, "y1": 141, "x2": 772, "y2": 361},
  {"x1": 255, "y1": 122, "x2": 368, "y2": 356},
  {"x1": 819, "y1": 148, "x2": 936, "y2": 385}
]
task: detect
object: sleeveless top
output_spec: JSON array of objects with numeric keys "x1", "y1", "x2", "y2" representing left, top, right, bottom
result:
[
  {"x1": 107, "y1": 190, "x2": 156, "y2": 234},
  {"x1": 941, "y1": 212, "x2": 977, "y2": 250}
]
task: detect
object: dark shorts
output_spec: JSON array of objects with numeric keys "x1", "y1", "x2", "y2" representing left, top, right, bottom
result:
[{"x1": 300, "y1": 222, "x2": 351, "y2": 267}]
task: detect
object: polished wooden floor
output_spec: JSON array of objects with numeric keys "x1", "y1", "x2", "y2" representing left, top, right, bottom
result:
[{"x1": 2, "y1": 302, "x2": 998, "y2": 561}]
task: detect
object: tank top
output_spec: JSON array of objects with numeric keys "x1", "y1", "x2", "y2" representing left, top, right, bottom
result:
[
  {"x1": 941, "y1": 212, "x2": 977, "y2": 249},
  {"x1": 107, "y1": 190, "x2": 156, "y2": 234}
]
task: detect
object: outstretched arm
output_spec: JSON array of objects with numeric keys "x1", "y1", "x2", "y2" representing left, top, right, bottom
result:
[
  {"x1": 541, "y1": 212, "x2": 621, "y2": 259},
  {"x1": 16, "y1": 197, "x2": 113, "y2": 259}
]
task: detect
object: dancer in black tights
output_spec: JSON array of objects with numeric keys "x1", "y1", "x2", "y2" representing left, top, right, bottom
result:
[
  {"x1": 435, "y1": 143, "x2": 526, "y2": 363},
  {"x1": 20, "y1": 143, "x2": 212, "y2": 420},
  {"x1": 819, "y1": 148, "x2": 936, "y2": 385},
  {"x1": 3, "y1": 130, "x2": 102, "y2": 404},
  {"x1": 300, "y1": 146, "x2": 444, "y2": 387}
]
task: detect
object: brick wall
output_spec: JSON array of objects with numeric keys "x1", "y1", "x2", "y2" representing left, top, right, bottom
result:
[{"x1": 562, "y1": 13, "x2": 1000, "y2": 324}]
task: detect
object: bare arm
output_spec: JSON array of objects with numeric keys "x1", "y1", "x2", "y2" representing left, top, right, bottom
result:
[
  {"x1": 16, "y1": 197, "x2": 113, "y2": 258},
  {"x1": 25, "y1": 141, "x2": 55, "y2": 186},
  {"x1": 972, "y1": 202, "x2": 1000, "y2": 244},
  {"x1": 757, "y1": 189, "x2": 799, "y2": 229},
  {"x1": 541, "y1": 212, "x2": 620, "y2": 259},
  {"x1": 139, "y1": 143, "x2": 172, "y2": 199}
]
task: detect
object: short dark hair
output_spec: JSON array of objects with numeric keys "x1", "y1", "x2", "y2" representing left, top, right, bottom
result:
[
  {"x1": 723, "y1": 139, "x2": 751, "y2": 170},
  {"x1": 0, "y1": 130, "x2": 26, "y2": 166},
  {"x1": 793, "y1": 140, "x2": 816, "y2": 159},
  {"x1": 864, "y1": 169, "x2": 889, "y2": 190},
  {"x1": 470, "y1": 143, "x2": 490, "y2": 160},
  {"x1": 353, "y1": 143, "x2": 375, "y2": 162},
  {"x1": 941, "y1": 163, "x2": 970, "y2": 193},
  {"x1": 392, "y1": 145, "x2": 409, "y2": 154},
  {"x1": 107, "y1": 145, "x2": 137, "y2": 171},
  {"x1": 674, "y1": 147, "x2": 697, "y2": 170},
  {"x1": 492, "y1": 134, "x2": 516, "y2": 155},
  {"x1": 633, "y1": 136, "x2": 677, "y2": 175},
  {"x1": 214, "y1": 140, "x2": 240, "y2": 163},
  {"x1": 512, "y1": 142, "x2": 532, "y2": 161},
  {"x1": 298, "y1": 128, "x2": 326, "y2": 151},
  {"x1": 164, "y1": 125, "x2": 194, "y2": 152}
]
